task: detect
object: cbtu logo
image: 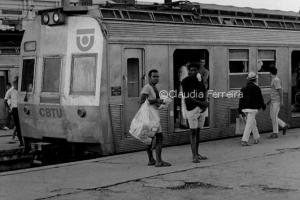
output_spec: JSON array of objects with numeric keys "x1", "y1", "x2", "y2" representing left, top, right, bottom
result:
[{"x1": 76, "y1": 28, "x2": 95, "y2": 52}]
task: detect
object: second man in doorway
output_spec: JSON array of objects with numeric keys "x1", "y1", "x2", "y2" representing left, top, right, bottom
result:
[{"x1": 182, "y1": 63, "x2": 209, "y2": 163}]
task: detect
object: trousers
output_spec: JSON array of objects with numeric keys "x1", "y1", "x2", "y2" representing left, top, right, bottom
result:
[
  {"x1": 270, "y1": 102, "x2": 286, "y2": 134},
  {"x1": 242, "y1": 109, "x2": 260, "y2": 142}
]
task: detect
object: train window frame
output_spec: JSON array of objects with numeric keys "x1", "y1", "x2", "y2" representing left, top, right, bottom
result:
[
  {"x1": 41, "y1": 55, "x2": 62, "y2": 95},
  {"x1": 70, "y1": 53, "x2": 98, "y2": 96},
  {"x1": 228, "y1": 49, "x2": 250, "y2": 89},
  {"x1": 257, "y1": 49, "x2": 275, "y2": 88},
  {"x1": 20, "y1": 57, "x2": 36, "y2": 94}
]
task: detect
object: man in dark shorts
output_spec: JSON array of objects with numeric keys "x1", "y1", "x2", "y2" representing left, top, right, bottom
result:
[
  {"x1": 182, "y1": 63, "x2": 209, "y2": 163},
  {"x1": 140, "y1": 69, "x2": 171, "y2": 167}
]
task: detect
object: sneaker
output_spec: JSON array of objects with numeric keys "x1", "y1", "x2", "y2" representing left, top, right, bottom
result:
[
  {"x1": 268, "y1": 133, "x2": 278, "y2": 139},
  {"x1": 2, "y1": 126, "x2": 9, "y2": 130},
  {"x1": 282, "y1": 124, "x2": 289, "y2": 135},
  {"x1": 254, "y1": 139, "x2": 259, "y2": 144},
  {"x1": 241, "y1": 141, "x2": 251, "y2": 146}
]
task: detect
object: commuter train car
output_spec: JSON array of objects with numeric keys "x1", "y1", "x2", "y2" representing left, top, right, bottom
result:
[{"x1": 19, "y1": 1, "x2": 300, "y2": 155}]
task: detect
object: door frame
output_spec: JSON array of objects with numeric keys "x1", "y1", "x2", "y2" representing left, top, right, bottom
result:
[{"x1": 122, "y1": 47, "x2": 145, "y2": 137}]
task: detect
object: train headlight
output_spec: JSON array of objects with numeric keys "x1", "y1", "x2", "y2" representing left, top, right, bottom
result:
[
  {"x1": 40, "y1": 10, "x2": 65, "y2": 26},
  {"x1": 53, "y1": 11, "x2": 65, "y2": 24},
  {"x1": 42, "y1": 13, "x2": 50, "y2": 25},
  {"x1": 53, "y1": 11, "x2": 60, "y2": 23}
]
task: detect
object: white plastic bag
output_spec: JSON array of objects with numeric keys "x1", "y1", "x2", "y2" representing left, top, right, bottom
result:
[
  {"x1": 129, "y1": 100, "x2": 160, "y2": 145},
  {"x1": 235, "y1": 116, "x2": 246, "y2": 135}
]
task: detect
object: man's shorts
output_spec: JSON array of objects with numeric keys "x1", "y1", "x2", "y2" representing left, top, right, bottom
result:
[{"x1": 186, "y1": 106, "x2": 207, "y2": 129}]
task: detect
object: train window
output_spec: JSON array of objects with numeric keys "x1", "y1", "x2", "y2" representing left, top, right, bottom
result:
[
  {"x1": 252, "y1": 20, "x2": 265, "y2": 27},
  {"x1": 127, "y1": 58, "x2": 139, "y2": 97},
  {"x1": 236, "y1": 12, "x2": 252, "y2": 18},
  {"x1": 128, "y1": 11, "x2": 152, "y2": 21},
  {"x1": 285, "y1": 22, "x2": 295, "y2": 29},
  {"x1": 258, "y1": 50, "x2": 275, "y2": 72},
  {"x1": 71, "y1": 54, "x2": 97, "y2": 95},
  {"x1": 243, "y1": 19, "x2": 253, "y2": 26},
  {"x1": 257, "y1": 50, "x2": 274, "y2": 87},
  {"x1": 194, "y1": 16, "x2": 211, "y2": 24},
  {"x1": 101, "y1": 9, "x2": 115, "y2": 19},
  {"x1": 235, "y1": 19, "x2": 244, "y2": 26},
  {"x1": 222, "y1": 18, "x2": 234, "y2": 25},
  {"x1": 21, "y1": 59, "x2": 35, "y2": 92},
  {"x1": 42, "y1": 57, "x2": 61, "y2": 93},
  {"x1": 183, "y1": 15, "x2": 193, "y2": 23},
  {"x1": 229, "y1": 49, "x2": 249, "y2": 89},
  {"x1": 114, "y1": 10, "x2": 122, "y2": 19},
  {"x1": 267, "y1": 21, "x2": 282, "y2": 28},
  {"x1": 210, "y1": 17, "x2": 220, "y2": 24},
  {"x1": 202, "y1": 9, "x2": 219, "y2": 15},
  {"x1": 294, "y1": 23, "x2": 300, "y2": 30},
  {"x1": 153, "y1": 13, "x2": 173, "y2": 22},
  {"x1": 172, "y1": 14, "x2": 183, "y2": 22}
]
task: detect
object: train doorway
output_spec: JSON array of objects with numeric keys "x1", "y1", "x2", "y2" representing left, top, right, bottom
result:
[
  {"x1": 0, "y1": 70, "x2": 8, "y2": 124},
  {"x1": 291, "y1": 51, "x2": 300, "y2": 117},
  {"x1": 173, "y1": 49, "x2": 209, "y2": 131}
]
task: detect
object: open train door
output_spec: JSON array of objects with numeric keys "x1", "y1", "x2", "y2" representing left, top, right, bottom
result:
[
  {"x1": 0, "y1": 71, "x2": 8, "y2": 124},
  {"x1": 123, "y1": 48, "x2": 144, "y2": 134}
]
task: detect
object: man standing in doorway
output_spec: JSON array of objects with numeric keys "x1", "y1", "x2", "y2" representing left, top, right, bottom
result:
[
  {"x1": 4, "y1": 78, "x2": 23, "y2": 147},
  {"x1": 267, "y1": 66, "x2": 289, "y2": 138},
  {"x1": 239, "y1": 72, "x2": 266, "y2": 146},
  {"x1": 182, "y1": 63, "x2": 208, "y2": 163},
  {"x1": 140, "y1": 69, "x2": 171, "y2": 167}
]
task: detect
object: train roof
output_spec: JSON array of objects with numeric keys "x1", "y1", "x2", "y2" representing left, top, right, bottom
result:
[
  {"x1": 89, "y1": 1, "x2": 300, "y2": 31},
  {"x1": 37, "y1": 1, "x2": 300, "y2": 32}
]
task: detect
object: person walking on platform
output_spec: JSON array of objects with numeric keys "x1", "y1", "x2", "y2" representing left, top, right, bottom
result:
[
  {"x1": 140, "y1": 69, "x2": 171, "y2": 167},
  {"x1": 182, "y1": 63, "x2": 208, "y2": 163},
  {"x1": 267, "y1": 66, "x2": 289, "y2": 138},
  {"x1": 239, "y1": 72, "x2": 266, "y2": 146},
  {"x1": 4, "y1": 79, "x2": 24, "y2": 147}
]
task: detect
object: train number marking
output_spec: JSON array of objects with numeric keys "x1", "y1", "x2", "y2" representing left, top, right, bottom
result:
[
  {"x1": 76, "y1": 28, "x2": 95, "y2": 52},
  {"x1": 39, "y1": 107, "x2": 62, "y2": 118}
]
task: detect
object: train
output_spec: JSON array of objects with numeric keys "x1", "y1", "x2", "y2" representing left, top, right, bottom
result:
[{"x1": 18, "y1": 0, "x2": 300, "y2": 155}]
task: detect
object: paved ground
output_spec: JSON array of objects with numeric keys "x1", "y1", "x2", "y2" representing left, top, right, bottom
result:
[
  {"x1": 0, "y1": 129, "x2": 20, "y2": 151},
  {"x1": 1, "y1": 128, "x2": 300, "y2": 200}
]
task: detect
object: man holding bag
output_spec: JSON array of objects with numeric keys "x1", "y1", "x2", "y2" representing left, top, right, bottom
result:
[{"x1": 139, "y1": 69, "x2": 171, "y2": 167}]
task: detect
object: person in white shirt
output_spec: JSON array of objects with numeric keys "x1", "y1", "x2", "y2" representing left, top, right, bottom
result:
[
  {"x1": 267, "y1": 66, "x2": 289, "y2": 138},
  {"x1": 4, "y1": 79, "x2": 23, "y2": 146},
  {"x1": 2, "y1": 82, "x2": 13, "y2": 131}
]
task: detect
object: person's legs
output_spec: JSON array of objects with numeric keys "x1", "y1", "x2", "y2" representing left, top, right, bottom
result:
[
  {"x1": 196, "y1": 128, "x2": 207, "y2": 160},
  {"x1": 189, "y1": 129, "x2": 199, "y2": 163},
  {"x1": 270, "y1": 102, "x2": 279, "y2": 133},
  {"x1": 146, "y1": 144, "x2": 155, "y2": 165},
  {"x1": 154, "y1": 133, "x2": 171, "y2": 167},
  {"x1": 12, "y1": 108, "x2": 23, "y2": 146},
  {"x1": 242, "y1": 112, "x2": 255, "y2": 143},
  {"x1": 251, "y1": 114, "x2": 260, "y2": 142}
]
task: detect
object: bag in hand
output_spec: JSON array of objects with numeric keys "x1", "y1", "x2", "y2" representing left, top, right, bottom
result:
[
  {"x1": 235, "y1": 116, "x2": 246, "y2": 135},
  {"x1": 129, "y1": 100, "x2": 160, "y2": 145}
]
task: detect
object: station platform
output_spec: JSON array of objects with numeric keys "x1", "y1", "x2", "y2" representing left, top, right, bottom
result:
[
  {"x1": 0, "y1": 129, "x2": 21, "y2": 152},
  {"x1": 0, "y1": 128, "x2": 300, "y2": 200}
]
